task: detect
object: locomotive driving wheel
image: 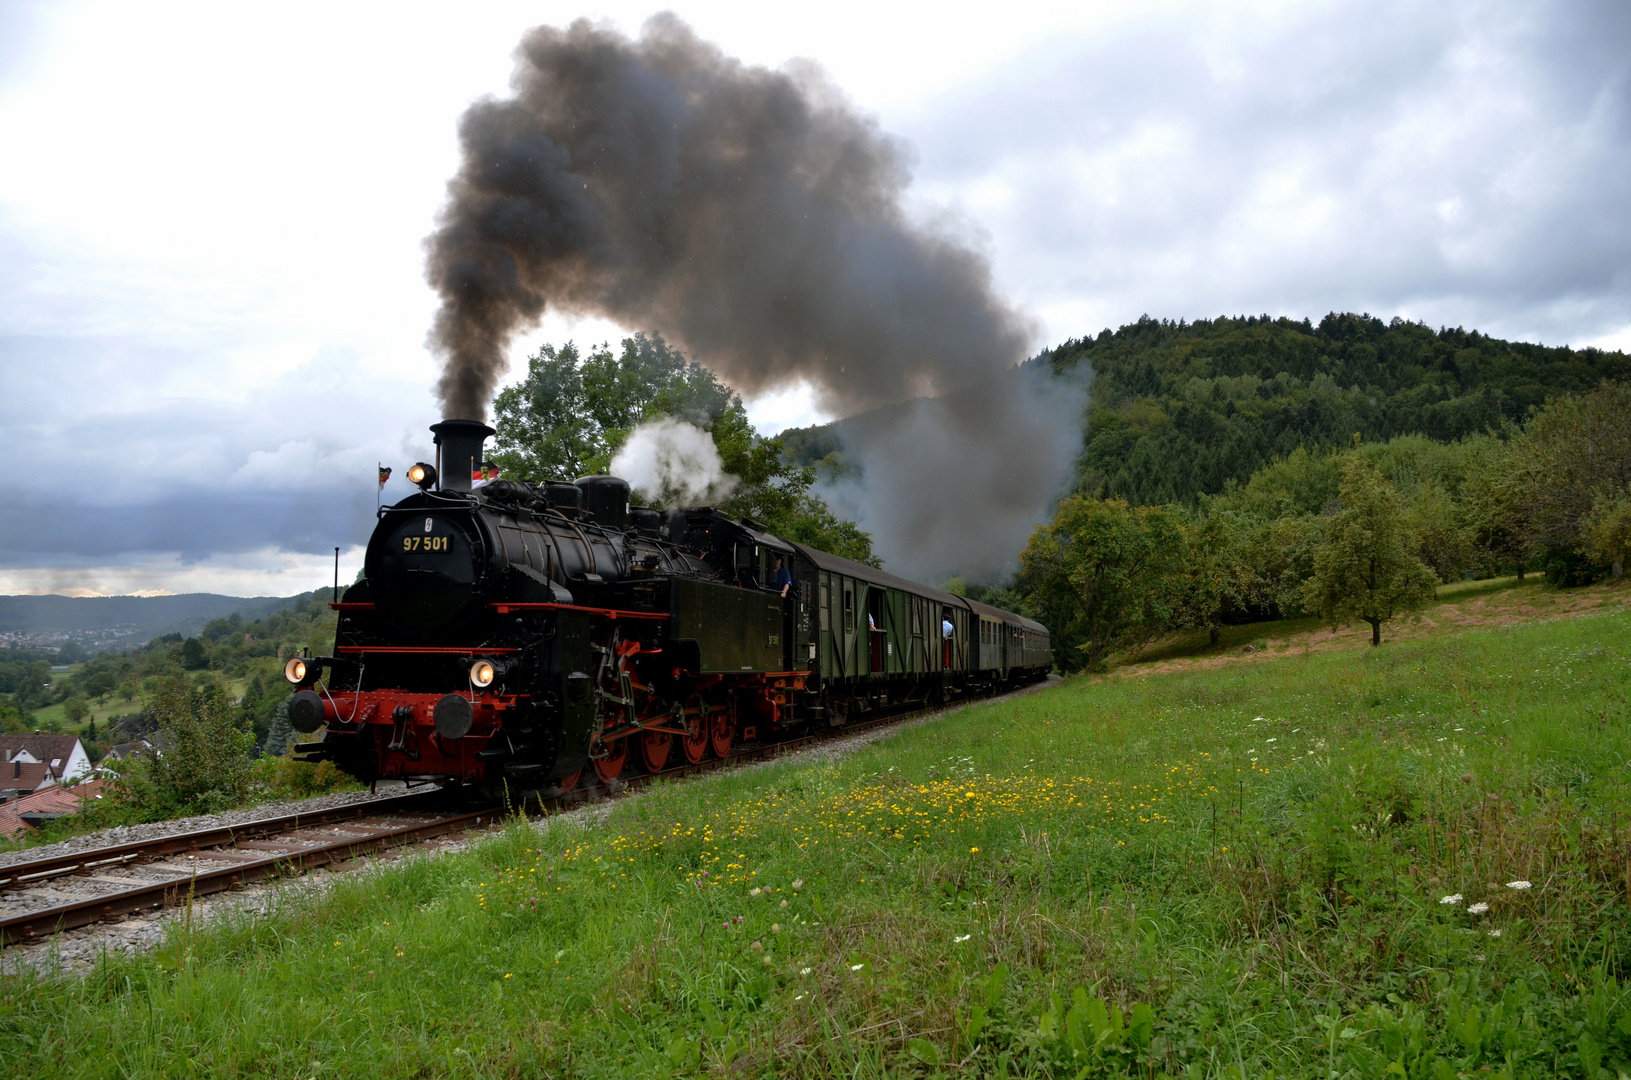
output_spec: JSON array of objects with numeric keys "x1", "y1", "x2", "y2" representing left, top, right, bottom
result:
[
  {"x1": 544, "y1": 766, "x2": 583, "y2": 797},
  {"x1": 640, "y1": 719, "x2": 672, "y2": 774},
  {"x1": 709, "y1": 703, "x2": 734, "y2": 759},
  {"x1": 592, "y1": 735, "x2": 627, "y2": 784},
  {"x1": 682, "y1": 694, "x2": 709, "y2": 765}
]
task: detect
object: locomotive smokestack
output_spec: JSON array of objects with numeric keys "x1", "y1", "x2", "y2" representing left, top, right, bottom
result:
[{"x1": 430, "y1": 419, "x2": 495, "y2": 493}]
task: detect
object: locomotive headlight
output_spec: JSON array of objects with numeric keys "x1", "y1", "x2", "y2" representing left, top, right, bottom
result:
[
  {"x1": 284, "y1": 657, "x2": 308, "y2": 684},
  {"x1": 469, "y1": 659, "x2": 496, "y2": 688},
  {"x1": 407, "y1": 462, "x2": 438, "y2": 489}
]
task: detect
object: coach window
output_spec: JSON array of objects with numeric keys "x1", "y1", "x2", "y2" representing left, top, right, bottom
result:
[
  {"x1": 843, "y1": 584, "x2": 854, "y2": 635},
  {"x1": 820, "y1": 580, "x2": 830, "y2": 633}
]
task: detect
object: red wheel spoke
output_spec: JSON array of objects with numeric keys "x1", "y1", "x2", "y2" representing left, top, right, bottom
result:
[
  {"x1": 709, "y1": 707, "x2": 733, "y2": 759},
  {"x1": 683, "y1": 695, "x2": 709, "y2": 765},
  {"x1": 592, "y1": 735, "x2": 627, "y2": 783},
  {"x1": 641, "y1": 728, "x2": 672, "y2": 773}
]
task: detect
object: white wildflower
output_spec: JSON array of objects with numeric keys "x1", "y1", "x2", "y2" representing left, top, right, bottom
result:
[
  {"x1": 1266, "y1": 738, "x2": 1276, "y2": 743},
  {"x1": 792, "y1": 879, "x2": 804, "y2": 891},
  {"x1": 799, "y1": 967, "x2": 813, "y2": 975},
  {"x1": 1440, "y1": 894, "x2": 1463, "y2": 905},
  {"x1": 1467, "y1": 902, "x2": 1489, "y2": 915},
  {"x1": 1506, "y1": 880, "x2": 1532, "y2": 890},
  {"x1": 750, "y1": 887, "x2": 761, "y2": 897},
  {"x1": 1488, "y1": 929, "x2": 1503, "y2": 938},
  {"x1": 954, "y1": 934, "x2": 972, "y2": 943},
  {"x1": 850, "y1": 963, "x2": 864, "y2": 971}
]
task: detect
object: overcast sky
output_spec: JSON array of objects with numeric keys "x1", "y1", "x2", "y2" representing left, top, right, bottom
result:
[{"x1": 0, "y1": 0, "x2": 1626, "y2": 596}]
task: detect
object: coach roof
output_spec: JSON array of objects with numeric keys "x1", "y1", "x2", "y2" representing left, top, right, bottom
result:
[
  {"x1": 965, "y1": 596, "x2": 1048, "y2": 635},
  {"x1": 789, "y1": 544, "x2": 965, "y2": 607}
]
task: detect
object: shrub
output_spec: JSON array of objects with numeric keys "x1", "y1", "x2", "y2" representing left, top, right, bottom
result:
[
  {"x1": 250, "y1": 755, "x2": 359, "y2": 800},
  {"x1": 113, "y1": 676, "x2": 255, "y2": 817}
]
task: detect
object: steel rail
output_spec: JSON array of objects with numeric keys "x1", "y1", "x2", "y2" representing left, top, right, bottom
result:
[
  {"x1": 0, "y1": 789, "x2": 453, "y2": 893},
  {"x1": 0, "y1": 806, "x2": 501, "y2": 946}
]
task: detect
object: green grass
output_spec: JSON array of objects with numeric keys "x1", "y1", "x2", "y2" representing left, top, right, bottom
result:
[
  {"x1": 22, "y1": 675, "x2": 249, "y2": 741},
  {"x1": 5, "y1": 606, "x2": 1631, "y2": 1077}
]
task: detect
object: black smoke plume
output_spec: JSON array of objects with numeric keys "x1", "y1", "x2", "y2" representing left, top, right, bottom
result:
[
  {"x1": 427, "y1": 15, "x2": 1084, "y2": 580},
  {"x1": 425, "y1": 14, "x2": 1034, "y2": 421}
]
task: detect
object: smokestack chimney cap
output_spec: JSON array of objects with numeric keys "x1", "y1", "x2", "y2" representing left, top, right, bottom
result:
[{"x1": 430, "y1": 419, "x2": 496, "y2": 492}]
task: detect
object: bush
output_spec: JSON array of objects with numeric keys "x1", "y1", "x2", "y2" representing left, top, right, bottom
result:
[
  {"x1": 250, "y1": 755, "x2": 359, "y2": 800},
  {"x1": 113, "y1": 677, "x2": 255, "y2": 817}
]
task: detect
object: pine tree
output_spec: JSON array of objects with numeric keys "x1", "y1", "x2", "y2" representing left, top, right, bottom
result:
[
  {"x1": 264, "y1": 698, "x2": 292, "y2": 757},
  {"x1": 1303, "y1": 457, "x2": 1439, "y2": 645}
]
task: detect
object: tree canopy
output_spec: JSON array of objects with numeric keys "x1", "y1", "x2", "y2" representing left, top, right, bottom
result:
[
  {"x1": 1301, "y1": 458, "x2": 1440, "y2": 646},
  {"x1": 1019, "y1": 497, "x2": 1187, "y2": 669},
  {"x1": 1052, "y1": 313, "x2": 1629, "y2": 507},
  {"x1": 491, "y1": 333, "x2": 877, "y2": 565}
]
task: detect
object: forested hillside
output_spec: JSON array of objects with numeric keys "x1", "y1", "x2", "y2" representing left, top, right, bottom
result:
[
  {"x1": 1052, "y1": 312, "x2": 1629, "y2": 505},
  {"x1": 784, "y1": 313, "x2": 1628, "y2": 507}
]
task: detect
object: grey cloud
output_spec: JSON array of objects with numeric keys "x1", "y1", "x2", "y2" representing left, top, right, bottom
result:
[
  {"x1": 0, "y1": 486, "x2": 374, "y2": 565},
  {"x1": 905, "y1": 0, "x2": 1631, "y2": 345},
  {"x1": 0, "y1": 332, "x2": 434, "y2": 569}
]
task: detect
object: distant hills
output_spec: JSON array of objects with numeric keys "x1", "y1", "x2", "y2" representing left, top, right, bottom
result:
[
  {"x1": 782, "y1": 313, "x2": 1631, "y2": 508},
  {"x1": 0, "y1": 593, "x2": 301, "y2": 651}
]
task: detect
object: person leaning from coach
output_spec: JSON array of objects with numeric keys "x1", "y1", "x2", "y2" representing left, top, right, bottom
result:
[{"x1": 774, "y1": 554, "x2": 793, "y2": 598}]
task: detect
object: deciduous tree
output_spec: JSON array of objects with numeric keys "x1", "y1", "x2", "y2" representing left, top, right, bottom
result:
[
  {"x1": 118, "y1": 677, "x2": 255, "y2": 816},
  {"x1": 1020, "y1": 497, "x2": 1187, "y2": 670},
  {"x1": 1175, "y1": 511, "x2": 1250, "y2": 645},
  {"x1": 1513, "y1": 382, "x2": 1631, "y2": 583},
  {"x1": 1302, "y1": 458, "x2": 1439, "y2": 646}
]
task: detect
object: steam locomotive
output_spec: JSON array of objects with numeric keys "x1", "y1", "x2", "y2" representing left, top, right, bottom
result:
[{"x1": 283, "y1": 419, "x2": 1050, "y2": 795}]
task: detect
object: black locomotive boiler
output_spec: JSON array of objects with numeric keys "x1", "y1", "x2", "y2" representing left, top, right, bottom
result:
[{"x1": 284, "y1": 419, "x2": 1051, "y2": 794}]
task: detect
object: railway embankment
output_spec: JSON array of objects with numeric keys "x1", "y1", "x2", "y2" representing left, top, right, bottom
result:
[{"x1": 4, "y1": 587, "x2": 1629, "y2": 1076}]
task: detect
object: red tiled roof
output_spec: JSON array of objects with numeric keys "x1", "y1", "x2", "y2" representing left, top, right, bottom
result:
[
  {"x1": 4, "y1": 761, "x2": 53, "y2": 792},
  {"x1": 17, "y1": 780, "x2": 105, "y2": 816},
  {"x1": 0, "y1": 780, "x2": 108, "y2": 838},
  {"x1": 0, "y1": 734, "x2": 81, "y2": 765}
]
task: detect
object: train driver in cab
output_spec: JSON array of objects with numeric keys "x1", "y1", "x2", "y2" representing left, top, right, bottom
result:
[{"x1": 774, "y1": 554, "x2": 793, "y2": 598}]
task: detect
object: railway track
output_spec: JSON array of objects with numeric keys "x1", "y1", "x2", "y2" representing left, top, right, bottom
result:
[{"x1": 0, "y1": 682, "x2": 1043, "y2": 948}]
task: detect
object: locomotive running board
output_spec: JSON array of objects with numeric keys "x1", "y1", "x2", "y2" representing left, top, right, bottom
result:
[{"x1": 490, "y1": 602, "x2": 670, "y2": 620}]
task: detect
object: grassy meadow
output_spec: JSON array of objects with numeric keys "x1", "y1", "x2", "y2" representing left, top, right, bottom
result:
[{"x1": 4, "y1": 591, "x2": 1631, "y2": 1077}]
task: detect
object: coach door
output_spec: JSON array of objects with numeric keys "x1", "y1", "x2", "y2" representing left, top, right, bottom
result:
[
  {"x1": 793, "y1": 561, "x2": 817, "y2": 674},
  {"x1": 842, "y1": 579, "x2": 856, "y2": 678}
]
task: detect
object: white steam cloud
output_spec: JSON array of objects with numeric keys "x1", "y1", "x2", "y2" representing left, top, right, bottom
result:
[{"x1": 610, "y1": 418, "x2": 738, "y2": 508}]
